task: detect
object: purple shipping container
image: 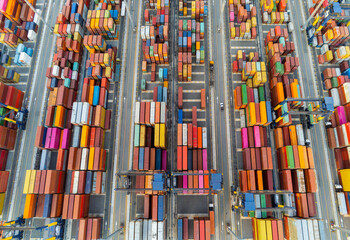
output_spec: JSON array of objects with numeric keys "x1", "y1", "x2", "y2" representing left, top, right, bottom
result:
[
  {"x1": 162, "y1": 150, "x2": 167, "y2": 171},
  {"x1": 254, "y1": 126, "x2": 261, "y2": 147},
  {"x1": 183, "y1": 171, "x2": 188, "y2": 194},
  {"x1": 61, "y1": 129, "x2": 71, "y2": 149},
  {"x1": 241, "y1": 128, "x2": 248, "y2": 149},
  {"x1": 202, "y1": 149, "x2": 207, "y2": 171},
  {"x1": 199, "y1": 170, "x2": 204, "y2": 194},
  {"x1": 45, "y1": 128, "x2": 52, "y2": 149}
]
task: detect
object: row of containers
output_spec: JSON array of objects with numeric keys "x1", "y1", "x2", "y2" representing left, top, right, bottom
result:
[
  {"x1": 129, "y1": 1, "x2": 171, "y2": 239},
  {"x1": 0, "y1": 0, "x2": 40, "y2": 47},
  {"x1": 177, "y1": 212, "x2": 215, "y2": 239},
  {"x1": 307, "y1": 1, "x2": 350, "y2": 48},
  {"x1": 227, "y1": 0, "x2": 258, "y2": 39},
  {"x1": 0, "y1": 50, "x2": 22, "y2": 83},
  {"x1": 22, "y1": 3, "x2": 121, "y2": 240},
  {"x1": 178, "y1": 0, "x2": 206, "y2": 20},
  {"x1": 252, "y1": 217, "x2": 326, "y2": 239}
]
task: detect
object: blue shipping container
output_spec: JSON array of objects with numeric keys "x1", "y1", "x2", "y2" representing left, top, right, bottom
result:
[
  {"x1": 177, "y1": 219, "x2": 183, "y2": 240},
  {"x1": 158, "y1": 195, "x2": 164, "y2": 221},
  {"x1": 178, "y1": 109, "x2": 183, "y2": 124},
  {"x1": 85, "y1": 171, "x2": 93, "y2": 194},
  {"x1": 157, "y1": 86, "x2": 163, "y2": 102},
  {"x1": 156, "y1": 149, "x2": 161, "y2": 170},
  {"x1": 139, "y1": 147, "x2": 145, "y2": 170},
  {"x1": 93, "y1": 86, "x2": 100, "y2": 106}
]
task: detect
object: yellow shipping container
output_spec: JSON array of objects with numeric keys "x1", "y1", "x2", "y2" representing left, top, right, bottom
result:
[
  {"x1": 154, "y1": 124, "x2": 160, "y2": 148},
  {"x1": 28, "y1": 170, "x2": 36, "y2": 194},
  {"x1": 140, "y1": 125, "x2": 146, "y2": 147},
  {"x1": 164, "y1": 81, "x2": 168, "y2": 88},
  {"x1": 340, "y1": 169, "x2": 350, "y2": 191},
  {"x1": 160, "y1": 123, "x2": 166, "y2": 149},
  {"x1": 271, "y1": 12, "x2": 276, "y2": 24},
  {"x1": 257, "y1": 219, "x2": 267, "y2": 240},
  {"x1": 252, "y1": 17, "x2": 257, "y2": 27},
  {"x1": 0, "y1": 192, "x2": 4, "y2": 215},
  {"x1": 81, "y1": 125, "x2": 90, "y2": 147},
  {"x1": 280, "y1": 12, "x2": 285, "y2": 24},
  {"x1": 266, "y1": 219, "x2": 273, "y2": 240},
  {"x1": 231, "y1": 27, "x2": 236, "y2": 39},
  {"x1": 88, "y1": 147, "x2": 95, "y2": 170},
  {"x1": 260, "y1": 101, "x2": 267, "y2": 125},
  {"x1": 248, "y1": 102, "x2": 256, "y2": 126},
  {"x1": 23, "y1": 170, "x2": 32, "y2": 194},
  {"x1": 145, "y1": 175, "x2": 153, "y2": 194}
]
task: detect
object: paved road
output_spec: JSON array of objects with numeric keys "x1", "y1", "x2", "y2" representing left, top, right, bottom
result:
[
  {"x1": 2, "y1": 0, "x2": 62, "y2": 228},
  {"x1": 209, "y1": 0, "x2": 234, "y2": 238},
  {"x1": 110, "y1": 0, "x2": 143, "y2": 238},
  {"x1": 289, "y1": 0, "x2": 343, "y2": 239}
]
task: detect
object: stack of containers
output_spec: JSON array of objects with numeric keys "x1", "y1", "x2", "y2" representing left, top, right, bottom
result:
[
  {"x1": 85, "y1": 8, "x2": 120, "y2": 40},
  {"x1": 0, "y1": 82, "x2": 24, "y2": 150},
  {"x1": 317, "y1": 45, "x2": 350, "y2": 65},
  {"x1": 265, "y1": 26, "x2": 302, "y2": 127},
  {"x1": 177, "y1": 216, "x2": 215, "y2": 239},
  {"x1": 129, "y1": 218, "x2": 166, "y2": 240},
  {"x1": 274, "y1": 124, "x2": 318, "y2": 218},
  {"x1": 227, "y1": 0, "x2": 257, "y2": 40},
  {"x1": 83, "y1": 35, "x2": 118, "y2": 81},
  {"x1": 14, "y1": 43, "x2": 33, "y2": 66},
  {"x1": 239, "y1": 126, "x2": 274, "y2": 193},
  {"x1": 0, "y1": 148, "x2": 9, "y2": 214},
  {"x1": 144, "y1": 0, "x2": 161, "y2": 10},
  {"x1": 141, "y1": 0, "x2": 169, "y2": 70},
  {"x1": 132, "y1": 100, "x2": 167, "y2": 172},
  {"x1": 176, "y1": 106, "x2": 210, "y2": 194},
  {"x1": 233, "y1": 50, "x2": 273, "y2": 126},
  {"x1": 0, "y1": 0, "x2": 41, "y2": 47},
  {"x1": 76, "y1": 218, "x2": 103, "y2": 240},
  {"x1": 178, "y1": 4, "x2": 205, "y2": 81},
  {"x1": 311, "y1": 24, "x2": 350, "y2": 50},
  {"x1": 283, "y1": 216, "x2": 326, "y2": 239},
  {"x1": 260, "y1": 0, "x2": 289, "y2": 24},
  {"x1": 0, "y1": 52, "x2": 20, "y2": 82}
]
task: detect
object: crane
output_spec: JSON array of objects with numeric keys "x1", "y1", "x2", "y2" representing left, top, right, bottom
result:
[
  {"x1": 0, "y1": 103, "x2": 28, "y2": 130},
  {"x1": 273, "y1": 97, "x2": 334, "y2": 127}
]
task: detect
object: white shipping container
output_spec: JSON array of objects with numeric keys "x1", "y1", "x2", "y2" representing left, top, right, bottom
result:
[
  {"x1": 296, "y1": 169, "x2": 306, "y2": 193},
  {"x1": 337, "y1": 192, "x2": 348, "y2": 215},
  {"x1": 202, "y1": 127, "x2": 207, "y2": 148},
  {"x1": 308, "y1": 219, "x2": 315, "y2": 240},
  {"x1": 183, "y1": 123, "x2": 188, "y2": 146},
  {"x1": 71, "y1": 102, "x2": 77, "y2": 124},
  {"x1": 52, "y1": 65, "x2": 60, "y2": 77},
  {"x1": 147, "y1": 220, "x2": 152, "y2": 240},
  {"x1": 101, "y1": 172, "x2": 106, "y2": 193},
  {"x1": 75, "y1": 24, "x2": 84, "y2": 38},
  {"x1": 135, "y1": 219, "x2": 143, "y2": 240},
  {"x1": 161, "y1": 102, "x2": 166, "y2": 124},
  {"x1": 254, "y1": 194, "x2": 261, "y2": 218},
  {"x1": 76, "y1": 102, "x2": 83, "y2": 126},
  {"x1": 334, "y1": 127, "x2": 340, "y2": 148},
  {"x1": 302, "y1": 219, "x2": 310, "y2": 240},
  {"x1": 141, "y1": 26, "x2": 146, "y2": 40},
  {"x1": 92, "y1": 172, "x2": 97, "y2": 193},
  {"x1": 313, "y1": 219, "x2": 321, "y2": 240},
  {"x1": 288, "y1": 218, "x2": 303, "y2": 240},
  {"x1": 331, "y1": 88, "x2": 340, "y2": 107},
  {"x1": 34, "y1": 9, "x2": 41, "y2": 25},
  {"x1": 81, "y1": 148, "x2": 89, "y2": 170},
  {"x1": 151, "y1": 221, "x2": 157, "y2": 240},
  {"x1": 342, "y1": 124, "x2": 349, "y2": 146},
  {"x1": 263, "y1": 12, "x2": 268, "y2": 23},
  {"x1": 72, "y1": 171, "x2": 79, "y2": 194},
  {"x1": 150, "y1": 102, "x2": 155, "y2": 125},
  {"x1": 81, "y1": 102, "x2": 90, "y2": 125},
  {"x1": 240, "y1": 110, "x2": 246, "y2": 128},
  {"x1": 343, "y1": 83, "x2": 350, "y2": 104},
  {"x1": 135, "y1": 102, "x2": 140, "y2": 124},
  {"x1": 146, "y1": 26, "x2": 150, "y2": 40},
  {"x1": 121, "y1": 1, "x2": 126, "y2": 16},
  {"x1": 129, "y1": 221, "x2": 135, "y2": 240},
  {"x1": 67, "y1": 24, "x2": 72, "y2": 35},
  {"x1": 143, "y1": 219, "x2": 148, "y2": 240},
  {"x1": 28, "y1": 30, "x2": 37, "y2": 41},
  {"x1": 19, "y1": 52, "x2": 31, "y2": 65},
  {"x1": 157, "y1": 221, "x2": 165, "y2": 240},
  {"x1": 296, "y1": 124, "x2": 305, "y2": 146},
  {"x1": 72, "y1": 71, "x2": 78, "y2": 81}
]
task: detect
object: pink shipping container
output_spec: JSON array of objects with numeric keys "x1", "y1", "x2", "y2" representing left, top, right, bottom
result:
[
  {"x1": 241, "y1": 128, "x2": 248, "y2": 149},
  {"x1": 45, "y1": 128, "x2": 52, "y2": 149},
  {"x1": 162, "y1": 150, "x2": 167, "y2": 171},
  {"x1": 254, "y1": 126, "x2": 261, "y2": 147},
  {"x1": 50, "y1": 128, "x2": 61, "y2": 149},
  {"x1": 199, "y1": 170, "x2": 204, "y2": 194}
]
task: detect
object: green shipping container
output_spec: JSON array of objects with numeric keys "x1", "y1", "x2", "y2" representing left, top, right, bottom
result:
[
  {"x1": 258, "y1": 87, "x2": 265, "y2": 102},
  {"x1": 134, "y1": 125, "x2": 140, "y2": 147},
  {"x1": 286, "y1": 145, "x2": 295, "y2": 169},
  {"x1": 141, "y1": 79, "x2": 146, "y2": 91},
  {"x1": 331, "y1": 77, "x2": 338, "y2": 88},
  {"x1": 260, "y1": 194, "x2": 267, "y2": 218},
  {"x1": 241, "y1": 84, "x2": 248, "y2": 106}
]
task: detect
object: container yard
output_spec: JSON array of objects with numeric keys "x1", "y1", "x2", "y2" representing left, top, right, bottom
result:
[{"x1": 1, "y1": 0, "x2": 350, "y2": 239}]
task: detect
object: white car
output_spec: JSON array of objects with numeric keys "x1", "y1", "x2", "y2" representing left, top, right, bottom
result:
[{"x1": 220, "y1": 102, "x2": 224, "y2": 110}]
